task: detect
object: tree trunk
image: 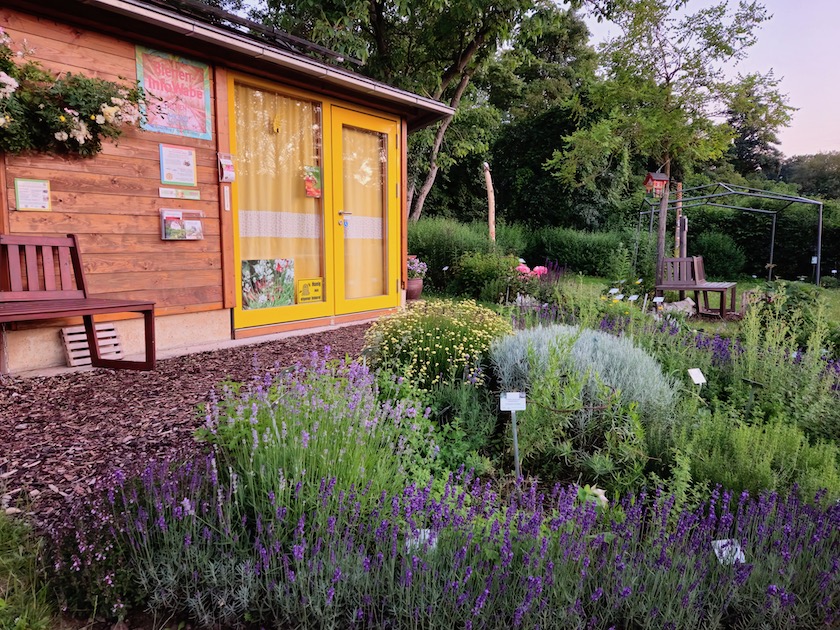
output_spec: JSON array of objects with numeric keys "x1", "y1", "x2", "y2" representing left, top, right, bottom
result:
[
  {"x1": 408, "y1": 70, "x2": 472, "y2": 222},
  {"x1": 407, "y1": 182, "x2": 415, "y2": 213},
  {"x1": 655, "y1": 158, "x2": 671, "y2": 284},
  {"x1": 484, "y1": 162, "x2": 496, "y2": 243}
]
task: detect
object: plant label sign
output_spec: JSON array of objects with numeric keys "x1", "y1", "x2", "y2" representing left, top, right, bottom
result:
[
  {"x1": 711, "y1": 539, "x2": 745, "y2": 565},
  {"x1": 500, "y1": 392, "x2": 526, "y2": 412},
  {"x1": 688, "y1": 368, "x2": 706, "y2": 385}
]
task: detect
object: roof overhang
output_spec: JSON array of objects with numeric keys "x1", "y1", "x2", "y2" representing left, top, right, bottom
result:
[{"x1": 6, "y1": 0, "x2": 454, "y2": 131}]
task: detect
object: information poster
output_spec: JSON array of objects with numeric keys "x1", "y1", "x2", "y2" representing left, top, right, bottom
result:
[
  {"x1": 14, "y1": 178, "x2": 51, "y2": 211},
  {"x1": 136, "y1": 46, "x2": 212, "y2": 140},
  {"x1": 160, "y1": 144, "x2": 198, "y2": 187},
  {"x1": 242, "y1": 259, "x2": 295, "y2": 309},
  {"x1": 297, "y1": 278, "x2": 324, "y2": 303},
  {"x1": 161, "y1": 209, "x2": 204, "y2": 240}
]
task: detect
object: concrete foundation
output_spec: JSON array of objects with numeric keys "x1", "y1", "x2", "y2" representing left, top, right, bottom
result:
[{"x1": 1, "y1": 309, "x2": 233, "y2": 375}]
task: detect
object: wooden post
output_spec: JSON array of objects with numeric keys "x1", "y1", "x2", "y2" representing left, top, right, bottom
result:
[
  {"x1": 674, "y1": 182, "x2": 682, "y2": 256},
  {"x1": 675, "y1": 182, "x2": 684, "y2": 300},
  {"x1": 484, "y1": 162, "x2": 496, "y2": 243},
  {"x1": 655, "y1": 160, "x2": 671, "y2": 285}
]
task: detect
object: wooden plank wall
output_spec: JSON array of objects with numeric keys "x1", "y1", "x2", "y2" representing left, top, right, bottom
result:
[{"x1": 1, "y1": 9, "x2": 224, "y2": 317}]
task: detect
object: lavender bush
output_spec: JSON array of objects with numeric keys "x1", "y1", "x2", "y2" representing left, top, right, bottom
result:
[
  {"x1": 49, "y1": 464, "x2": 839, "y2": 629},
  {"x1": 197, "y1": 350, "x2": 441, "y2": 528}
]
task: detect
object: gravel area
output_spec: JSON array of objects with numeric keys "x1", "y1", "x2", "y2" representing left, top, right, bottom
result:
[{"x1": 0, "y1": 324, "x2": 369, "y2": 522}]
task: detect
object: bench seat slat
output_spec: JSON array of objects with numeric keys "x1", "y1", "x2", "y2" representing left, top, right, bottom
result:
[
  {"x1": 657, "y1": 281, "x2": 735, "y2": 290},
  {"x1": 0, "y1": 289, "x2": 85, "y2": 302},
  {"x1": 0, "y1": 298, "x2": 154, "y2": 323}
]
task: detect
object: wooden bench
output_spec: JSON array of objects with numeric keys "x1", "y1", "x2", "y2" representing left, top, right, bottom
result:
[
  {"x1": 656, "y1": 256, "x2": 736, "y2": 318},
  {"x1": 0, "y1": 234, "x2": 155, "y2": 370}
]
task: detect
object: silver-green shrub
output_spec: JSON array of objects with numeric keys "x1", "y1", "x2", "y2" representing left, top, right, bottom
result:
[
  {"x1": 490, "y1": 326, "x2": 676, "y2": 492},
  {"x1": 490, "y1": 324, "x2": 675, "y2": 419}
]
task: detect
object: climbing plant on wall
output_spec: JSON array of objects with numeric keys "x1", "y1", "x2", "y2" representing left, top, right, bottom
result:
[{"x1": 0, "y1": 27, "x2": 146, "y2": 157}]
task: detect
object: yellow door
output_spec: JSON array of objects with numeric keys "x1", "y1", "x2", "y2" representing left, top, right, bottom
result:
[
  {"x1": 330, "y1": 107, "x2": 400, "y2": 314},
  {"x1": 230, "y1": 79, "x2": 334, "y2": 328}
]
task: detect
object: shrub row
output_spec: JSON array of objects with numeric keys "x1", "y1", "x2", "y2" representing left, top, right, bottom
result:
[
  {"x1": 408, "y1": 218, "x2": 666, "y2": 287},
  {"x1": 50, "y1": 462, "x2": 840, "y2": 629}
]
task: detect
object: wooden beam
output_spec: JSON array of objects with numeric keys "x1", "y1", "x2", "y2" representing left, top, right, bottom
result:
[{"x1": 214, "y1": 66, "x2": 236, "y2": 310}]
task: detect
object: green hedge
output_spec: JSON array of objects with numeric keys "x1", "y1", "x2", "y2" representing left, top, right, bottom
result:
[
  {"x1": 408, "y1": 219, "x2": 528, "y2": 290},
  {"x1": 408, "y1": 218, "x2": 493, "y2": 290},
  {"x1": 408, "y1": 218, "x2": 661, "y2": 287},
  {"x1": 694, "y1": 231, "x2": 747, "y2": 279},
  {"x1": 523, "y1": 227, "x2": 624, "y2": 277}
]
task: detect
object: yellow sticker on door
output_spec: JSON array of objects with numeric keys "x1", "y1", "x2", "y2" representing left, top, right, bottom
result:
[{"x1": 297, "y1": 278, "x2": 324, "y2": 303}]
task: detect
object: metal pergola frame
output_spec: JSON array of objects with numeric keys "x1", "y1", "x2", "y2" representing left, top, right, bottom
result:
[{"x1": 636, "y1": 182, "x2": 825, "y2": 283}]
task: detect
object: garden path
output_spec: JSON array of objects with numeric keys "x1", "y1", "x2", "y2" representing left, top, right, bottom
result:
[{"x1": 0, "y1": 324, "x2": 368, "y2": 525}]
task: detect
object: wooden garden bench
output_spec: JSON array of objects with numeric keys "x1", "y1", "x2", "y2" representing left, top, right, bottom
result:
[
  {"x1": 0, "y1": 234, "x2": 156, "y2": 370},
  {"x1": 655, "y1": 256, "x2": 736, "y2": 318}
]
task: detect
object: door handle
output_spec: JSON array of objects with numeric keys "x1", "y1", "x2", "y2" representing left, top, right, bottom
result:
[{"x1": 338, "y1": 211, "x2": 353, "y2": 215}]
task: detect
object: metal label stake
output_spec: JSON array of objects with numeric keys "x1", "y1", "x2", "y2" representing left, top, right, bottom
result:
[{"x1": 501, "y1": 392, "x2": 527, "y2": 480}]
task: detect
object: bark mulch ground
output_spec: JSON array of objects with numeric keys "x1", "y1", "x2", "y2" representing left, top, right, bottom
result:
[{"x1": 0, "y1": 324, "x2": 369, "y2": 523}]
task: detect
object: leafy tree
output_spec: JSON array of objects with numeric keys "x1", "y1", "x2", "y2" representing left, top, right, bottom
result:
[
  {"x1": 550, "y1": 0, "x2": 773, "y2": 280},
  {"x1": 437, "y1": 5, "x2": 605, "y2": 227},
  {"x1": 726, "y1": 71, "x2": 793, "y2": 177},
  {"x1": 782, "y1": 152, "x2": 840, "y2": 199},
  {"x1": 250, "y1": 0, "x2": 533, "y2": 222},
  {"x1": 482, "y1": 5, "x2": 597, "y2": 121}
]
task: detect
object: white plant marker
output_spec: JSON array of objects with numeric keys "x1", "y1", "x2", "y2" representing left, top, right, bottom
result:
[
  {"x1": 501, "y1": 393, "x2": 527, "y2": 479},
  {"x1": 712, "y1": 539, "x2": 745, "y2": 565},
  {"x1": 688, "y1": 368, "x2": 706, "y2": 393},
  {"x1": 628, "y1": 294, "x2": 639, "y2": 301},
  {"x1": 609, "y1": 288, "x2": 620, "y2": 295},
  {"x1": 406, "y1": 529, "x2": 437, "y2": 553},
  {"x1": 688, "y1": 368, "x2": 706, "y2": 385}
]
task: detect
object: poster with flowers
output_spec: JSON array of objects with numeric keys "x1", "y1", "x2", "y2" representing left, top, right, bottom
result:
[
  {"x1": 136, "y1": 47, "x2": 212, "y2": 140},
  {"x1": 241, "y1": 259, "x2": 295, "y2": 309}
]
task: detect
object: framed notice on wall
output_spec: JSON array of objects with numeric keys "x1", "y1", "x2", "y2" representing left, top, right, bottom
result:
[
  {"x1": 159, "y1": 144, "x2": 198, "y2": 186},
  {"x1": 14, "y1": 178, "x2": 51, "y2": 211},
  {"x1": 136, "y1": 46, "x2": 212, "y2": 140}
]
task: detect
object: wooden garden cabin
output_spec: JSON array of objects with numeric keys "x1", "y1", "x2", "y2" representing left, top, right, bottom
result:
[{"x1": 0, "y1": 0, "x2": 452, "y2": 373}]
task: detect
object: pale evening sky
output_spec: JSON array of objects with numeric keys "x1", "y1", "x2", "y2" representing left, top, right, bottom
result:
[{"x1": 584, "y1": 0, "x2": 840, "y2": 157}]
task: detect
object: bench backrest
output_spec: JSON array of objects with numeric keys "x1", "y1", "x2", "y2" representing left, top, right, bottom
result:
[
  {"x1": 692, "y1": 255, "x2": 707, "y2": 283},
  {"x1": 0, "y1": 234, "x2": 88, "y2": 302},
  {"x1": 661, "y1": 257, "x2": 697, "y2": 286},
  {"x1": 661, "y1": 256, "x2": 708, "y2": 286}
]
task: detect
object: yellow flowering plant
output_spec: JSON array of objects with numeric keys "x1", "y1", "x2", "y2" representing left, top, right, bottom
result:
[
  {"x1": 0, "y1": 28, "x2": 146, "y2": 157},
  {"x1": 363, "y1": 299, "x2": 512, "y2": 390}
]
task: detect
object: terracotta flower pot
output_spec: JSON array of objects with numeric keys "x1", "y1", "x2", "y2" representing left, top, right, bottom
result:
[{"x1": 406, "y1": 277, "x2": 424, "y2": 301}]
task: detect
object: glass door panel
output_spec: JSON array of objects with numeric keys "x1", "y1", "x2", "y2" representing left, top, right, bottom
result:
[
  {"x1": 332, "y1": 108, "x2": 399, "y2": 314},
  {"x1": 231, "y1": 81, "x2": 332, "y2": 327}
]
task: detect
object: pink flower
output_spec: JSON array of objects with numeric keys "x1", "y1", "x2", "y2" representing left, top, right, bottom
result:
[
  {"x1": 516, "y1": 263, "x2": 531, "y2": 275},
  {"x1": 532, "y1": 266, "x2": 548, "y2": 277}
]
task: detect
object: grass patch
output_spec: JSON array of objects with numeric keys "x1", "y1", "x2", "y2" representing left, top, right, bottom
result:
[{"x1": 0, "y1": 510, "x2": 52, "y2": 630}]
